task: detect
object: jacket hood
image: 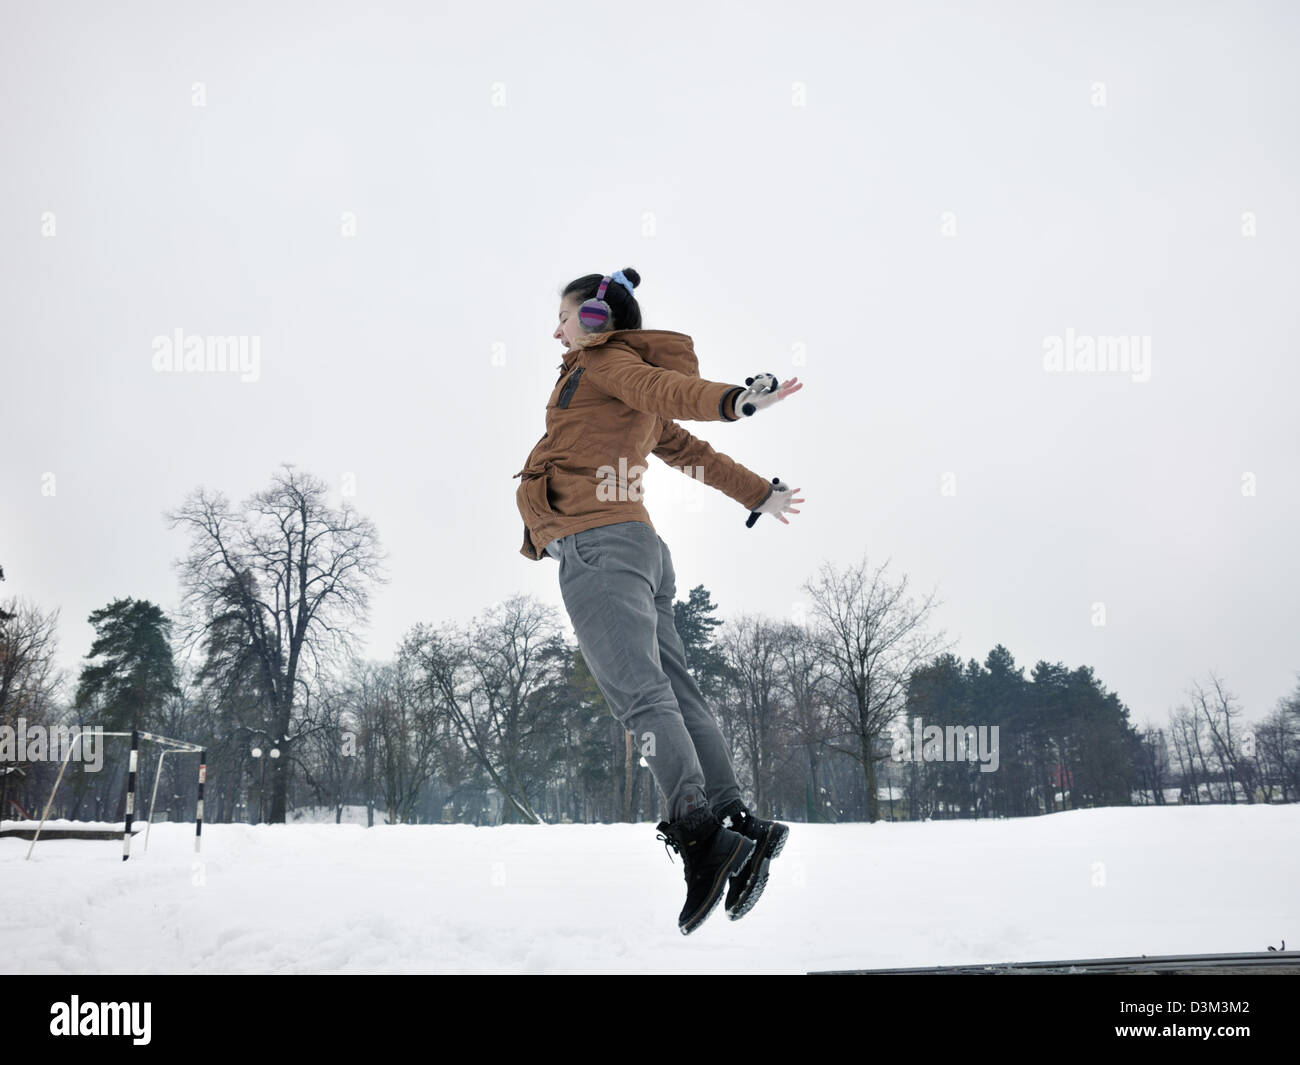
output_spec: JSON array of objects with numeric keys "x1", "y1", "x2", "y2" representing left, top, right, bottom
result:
[{"x1": 562, "y1": 329, "x2": 700, "y2": 377}]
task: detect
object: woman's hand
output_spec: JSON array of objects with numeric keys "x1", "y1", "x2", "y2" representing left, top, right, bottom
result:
[
  {"x1": 735, "y1": 373, "x2": 803, "y2": 416},
  {"x1": 750, "y1": 478, "x2": 804, "y2": 526}
]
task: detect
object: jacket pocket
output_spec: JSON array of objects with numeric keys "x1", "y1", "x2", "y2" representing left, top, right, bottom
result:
[
  {"x1": 556, "y1": 366, "x2": 584, "y2": 409},
  {"x1": 518, "y1": 462, "x2": 556, "y2": 523}
]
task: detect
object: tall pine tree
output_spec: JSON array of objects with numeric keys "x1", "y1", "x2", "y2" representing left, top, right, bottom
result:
[{"x1": 75, "y1": 598, "x2": 178, "y2": 733}]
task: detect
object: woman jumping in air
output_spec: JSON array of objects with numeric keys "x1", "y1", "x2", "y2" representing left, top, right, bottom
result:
[{"x1": 512, "y1": 267, "x2": 804, "y2": 934}]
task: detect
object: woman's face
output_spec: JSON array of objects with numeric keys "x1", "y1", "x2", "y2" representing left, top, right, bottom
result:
[{"x1": 554, "y1": 296, "x2": 584, "y2": 351}]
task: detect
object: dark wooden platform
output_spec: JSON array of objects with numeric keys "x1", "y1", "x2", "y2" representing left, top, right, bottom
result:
[
  {"x1": 1, "y1": 826, "x2": 141, "y2": 841},
  {"x1": 810, "y1": 951, "x2": 1300, "y2": 975}
]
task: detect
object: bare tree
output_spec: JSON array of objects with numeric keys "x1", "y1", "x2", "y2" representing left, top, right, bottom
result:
[
  {"x1": 408, "y1": 596, "x2": 564, "y2": 824},
  {"x1": 1186, "y1": 672, "x2": 1252, "y2": 803},
  {"x1": 166, "y1": 463, "x2": 387, "y2": 822},
  {"x1": 1279, "y1": 677, "x2": 1300, "y2": 799},
  {"x1": 1251, "y1": 710, "x2": 1289, "y2": 803},
  {"x1": 1135, "y1": 725, "x2": 1171, "y2": 805},
  {"x1": 717, "y1": 614, "x2": 787, "y2": 818},
  {"x1": 0, "y1": 565, "x2": 14, "y2": 623},
  {"x1": 1169, "y1": 704, "x2": 1222, "y2": 802},
  {"x1": 0, "y1": 596, "x2": 64, "y2": 820},
  {"x1": 1254, "y1": 675, "x2": 1300, "y2": 802},
  {"x1": 373, "y1": 653, "x2": 442, "y2": 824},
  {"x1": 296, "y1": 667, "x2": 363, "y2": 823},
  {"x1": 1284, "y1": 692, "x2": 1300, "y2": 800},
  {"x1": 773, "y1": 621, "x2": 843, "y2": 822},
  {"x1": 0, "y1": 597, "x2": 61, "y2": 733},
  {"x1": 1167, "y1": 707, "x2": 1201, "y2": 803},
  {"x1": 803, "y1": 554, "x2": 950, "y2": 823},
  {"x1": 341, "y1": 657, "x2": 388, "y2": 827}
]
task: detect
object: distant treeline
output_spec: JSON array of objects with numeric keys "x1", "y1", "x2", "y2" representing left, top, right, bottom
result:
[
  {"x1": 5, "y1": 591, "x2": 1297, "y2": 827},
  {"x1": 4, "y1": 469, "x2": 1297, "y2": 827}
]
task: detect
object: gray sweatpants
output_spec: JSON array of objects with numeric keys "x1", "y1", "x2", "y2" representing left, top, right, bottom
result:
[{"x1": 545, "y1": 520, "x2": 742, "y2": 822}]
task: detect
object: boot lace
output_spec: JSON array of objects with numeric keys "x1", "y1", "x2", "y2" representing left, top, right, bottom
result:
[{"x1": 655, "y1": 825, "x2": 680, "y2": 864}]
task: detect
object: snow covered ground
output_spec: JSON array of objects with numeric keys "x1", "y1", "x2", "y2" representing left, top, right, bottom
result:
[{"x1": 4, "y1": 804, "x2": 1295, "y2": 974}]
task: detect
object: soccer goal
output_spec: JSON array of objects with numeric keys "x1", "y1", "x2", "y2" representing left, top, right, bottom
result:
[{"x1": 24, "y1": 729, "x2": 206, "y2": 862}]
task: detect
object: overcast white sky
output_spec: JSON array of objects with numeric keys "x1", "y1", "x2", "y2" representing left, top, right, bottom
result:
[{"x1": 2, "y1": 0, "x2": 1297, "y2": 733}]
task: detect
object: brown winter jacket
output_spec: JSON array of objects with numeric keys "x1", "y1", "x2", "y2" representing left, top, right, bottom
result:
[{"x1": 513, "y1": 329, "x2": 777, "y2": 560}]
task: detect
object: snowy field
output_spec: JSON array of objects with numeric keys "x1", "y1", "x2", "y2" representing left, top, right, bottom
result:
[{"x1": 4, "y1": 805, "x2": 1296, "y2": 974}]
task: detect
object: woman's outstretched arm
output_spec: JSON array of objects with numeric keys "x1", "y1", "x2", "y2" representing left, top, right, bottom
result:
[{"x1": 651, "y1": 419, "x2": 775, "y2": 511}]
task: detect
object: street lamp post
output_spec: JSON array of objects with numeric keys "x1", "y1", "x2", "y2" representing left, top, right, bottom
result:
[{"x1": 250, "y1": 743, "x2": 280, "y2": 824}]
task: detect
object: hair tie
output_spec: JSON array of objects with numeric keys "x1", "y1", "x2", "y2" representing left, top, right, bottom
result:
[{"x1": 610, "y1": 270, "x2": 636, "y2": 298}]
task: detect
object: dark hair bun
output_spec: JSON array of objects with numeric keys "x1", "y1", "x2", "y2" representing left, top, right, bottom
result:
[{"x1": 620, "y1": 267, "x2": 641, "y2": 290}]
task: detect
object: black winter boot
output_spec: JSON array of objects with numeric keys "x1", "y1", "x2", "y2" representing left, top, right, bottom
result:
[
  {"x1": 655, "y1": 806, "x2": 756, "y2": 935},
  {"x1": 716, "y1": 799, "x2": 790, "y2": 920}
]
